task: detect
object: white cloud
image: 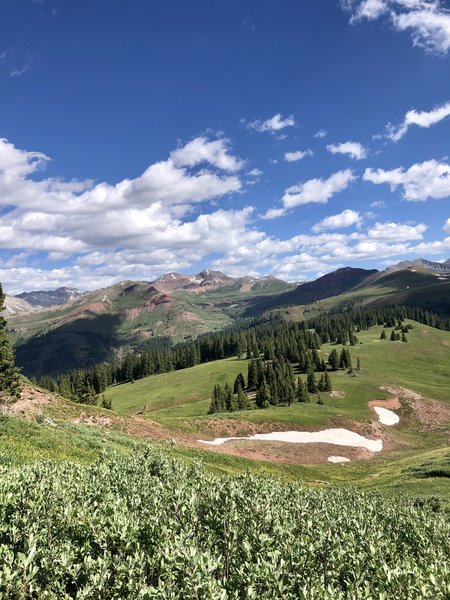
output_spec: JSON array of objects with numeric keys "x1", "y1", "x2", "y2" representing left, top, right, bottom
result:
[
  {"x1": 282, "y1": 169, "x2": 355, "y2": 209},
  {"x1": 342, "y1": 1, "x2": 450, "y2": 54},
  {"x1": 284, "y1": 149, "x2": 314, "y2": 162},
  {"x1": 327, "y1": 141, "x2": 368, "y2": 160},
  {"x1": 364, "y1": 159, "x2": 450, "y2": 201},
  {"x1": 314, "y1": 129, "x2": 328, "y2": 139},
  {"x1": 247, "y1": 168, "x2": 263, "y2": 177},
  {"x1": 386, "y1": 101, "x2": 450, "y2": 141},
  {"x1": 444, "y1": 218, "x2": 450, "y2": 233},
  {"x1": 170, "y1": 137, "x2": 244, "y2": 172},
  {"x1": 312, "y1": 209, "x2": 362, "y2": 232},
  {"x1": 246, "y1": 113, "x2": 296, "y2": 133},
  {"x1": 367, "y1": 221, "x2": 427, "y2": 240},
  {"x1": 263, "y1": 169, "x2": 355, "y2": 219}
]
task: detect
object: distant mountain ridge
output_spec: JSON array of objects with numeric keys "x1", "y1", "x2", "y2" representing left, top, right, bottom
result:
[
  {"x1": 16, "y1": 287, "x2": 83, "y2": 308},
  {"x1": 388, "y1": 258, "x2": 450, "y2": 275}
]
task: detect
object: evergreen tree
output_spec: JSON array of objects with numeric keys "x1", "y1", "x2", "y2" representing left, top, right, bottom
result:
[
  {"x1": 390, "y1": 329, "x2": 397, "y2": 341},
  {"x1": 0, "y1": 283, "x2": 21, "y2": 406},
  {"x1": 296, "y1": 377, "x2": 309, "y2": 402},
  {"x1": 256, "y1": 377, "x2": 270, "y2": 408},
  {"x1": 306, "y1": 369, "x2": 317, "y2": 393},
  {"x1": 323, "y1": 371, "x2": 332, "y2": 392},
  {"x1": 380, "y1": 329, "x2": 387, "y2": 340},
  {"x1": 401, "y1": 332, "x2": 408, "y2": 343},
  {"x1": 233, "y1": 372, "x2": 245, "y2": 394},
  {"x1": 237, "y1": 387, "x2": 251, "y2": 410},
  {"x1": 328, "y1": 349, "x2": 339, "y2": 371}
]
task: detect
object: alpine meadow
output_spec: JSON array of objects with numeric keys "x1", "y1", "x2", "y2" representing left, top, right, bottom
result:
[{"x1": 1, "y1": 1, "x2": 450, "y2": 597}]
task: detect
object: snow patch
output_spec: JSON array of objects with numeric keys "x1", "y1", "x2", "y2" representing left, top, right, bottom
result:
[
  {"x1": 198, "y1": 429, "x2": 383, "y2": 452},
  {"x1": 327, "y1": 456, "x2": 351, "y2": 463},
  {"x1": 373, "y1": 406, "x2": 399, "y2": 426}
]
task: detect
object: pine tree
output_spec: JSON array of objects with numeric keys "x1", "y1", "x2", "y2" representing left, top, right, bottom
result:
[
  {"x1": 323, "y1": 371, "x2": 332, "y2": 392},
  {"x1": 256, "y1": 377, "x2": 270, "y2": 408},
  {"x1": 401, "y1": 332, "x2": 408, "y2": 343},
  {"x1": 237, "y1": 387, "x2": 250, "y2": 410},
  {"x1": 0, "y1": 284, "x2": 21, "y2": 406},
  {"x1": 317, "y1": 374, "x2": 325, "y2": 392},
  {"x1": 390, "y1": 329, "x2": 397, "y2": 341},
  {"x1": 296, "y1": 377, "x2": 309, "y2": 402},
  {"x1": 233, "y1": 372, "x2": 245, "y2": 394},
  {"x1": 224, "y1": 383, "x2": 234, "y2": 412},
  {"x1": 328, "y1": 349, "x2": 339, "y2": 371},
  {"x1": 306, "y1": 369, "x2": 317, "y2": 393},
  {"x1": 380, "y1": 329, "x2": 387, "y2": 340}
]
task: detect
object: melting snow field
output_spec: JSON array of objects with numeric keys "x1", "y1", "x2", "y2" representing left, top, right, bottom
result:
[
  {"x1": 373, "y1": 406, "x2": 400, "y2": 425},
  {"x1": 198, "y1": 428, "x2": 383, "y2": 452},
  {"x1": 327, "y1": 456, "x2": 351, "y2": 463}
]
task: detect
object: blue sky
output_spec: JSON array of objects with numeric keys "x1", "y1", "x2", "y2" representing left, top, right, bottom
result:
[{"x1": 1, "y1": 0, "x2": 450, "y2": 293}]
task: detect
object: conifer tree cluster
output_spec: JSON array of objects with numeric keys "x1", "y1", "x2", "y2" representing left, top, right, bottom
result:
[
  {"x1": 208, "y1": 376, "x2": 252, "y2": 414},
  {"x1": 0, "y1": 284, "x2": 21, "y2": 405}
]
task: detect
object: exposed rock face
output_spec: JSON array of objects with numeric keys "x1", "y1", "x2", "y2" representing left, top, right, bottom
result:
[
  {"x1": 3, "y1": 295, "x2": 35, "y2": 315},
  {"x1": 390, "y1": 258, "x2": 450, "y2": 275},
  {"x1": 16, "y1": 287, "x2": 83, "y2": 307}
]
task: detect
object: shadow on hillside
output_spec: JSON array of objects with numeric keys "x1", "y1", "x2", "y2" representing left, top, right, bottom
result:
[{"x1": 15, "y1": 314, "x2": 123, "y2": 378}]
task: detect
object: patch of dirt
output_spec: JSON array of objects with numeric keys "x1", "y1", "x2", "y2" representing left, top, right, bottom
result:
[
  {"x1": 181, "y1": 311, "x2": 201, "y2": 322},
  {"x1": 73, "y1": 413, "x2": 113, "y2": 427},
  {"x1": 379, "y1": 386, "x2": 450, "y2": 432},
  {"x1": 9, "y1": 383, "x2": 57, "y2": 416},
  {"x1": 368, "y1": 397, "x2": 401, "y2": 410},
  {"x1": 330, "y1": 390, "x2": 345, "y2": 398},
  {"x1": 68, "y1": 302, "x2": 107, "y2": 318}
]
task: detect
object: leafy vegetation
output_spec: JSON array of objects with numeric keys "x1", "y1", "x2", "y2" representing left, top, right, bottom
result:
[{"x1": 0, "y1": 450, "x2": 448, "y2": 598}]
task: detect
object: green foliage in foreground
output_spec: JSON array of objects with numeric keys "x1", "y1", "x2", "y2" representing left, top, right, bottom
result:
[{"x1": 0, "y1": 452, "x2": 449, "y2": 599}]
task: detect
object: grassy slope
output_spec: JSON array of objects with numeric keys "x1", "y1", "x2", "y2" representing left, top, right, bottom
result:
[{"x1": 107, "y1": 356, "x2": 250, "y2": 418}]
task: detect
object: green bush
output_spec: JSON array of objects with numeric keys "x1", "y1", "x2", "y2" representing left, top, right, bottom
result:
[{"x1": 0, "y1": 451, "x2": 448, "y2": 598}]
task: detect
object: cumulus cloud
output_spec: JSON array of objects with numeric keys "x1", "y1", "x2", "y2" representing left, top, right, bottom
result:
[
  {"x1": 312, "y1": 209, "x2": 362, "y2": 232},
  {"x1": 385, "y1": 101, "x2": 450, "y2": 141},
  {"x1": 170, "y1": 137, "x2": 244, "y2": 172},
  {"x1": 444, "y1": 218, "x2": 450, "y2": 233},
  {"x1": 341, "y1": 0, "x2": 450, "y2": 54},
  {"x1": 314, "y1": 129, "x2": 328, "y2": 139},
  {"x1": 246, "y1": 113, "x2": 296, "y2": 133},
  {"x1": 284, "y1": 149, "x2": 314, "y2": 162},
  {"x1": 367, "y1": 221, "x2": 427, "y2": 240},
  {"x1": 363, "y1": 159, "x2": 450, "y2": 201},
  {"x1": 263, "y1": 169, "x2": 355, "y2": 219},
  {"x1": 247, "y1": 168, "x2": 263, "y2": 177},
  {"x1": 327, "y1": 141, "x2": 368, "y2": 160}
]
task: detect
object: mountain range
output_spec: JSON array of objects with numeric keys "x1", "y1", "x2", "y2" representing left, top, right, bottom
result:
[{"x1": 3, "y1": 259, "x2": 450, "y2": 378}]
